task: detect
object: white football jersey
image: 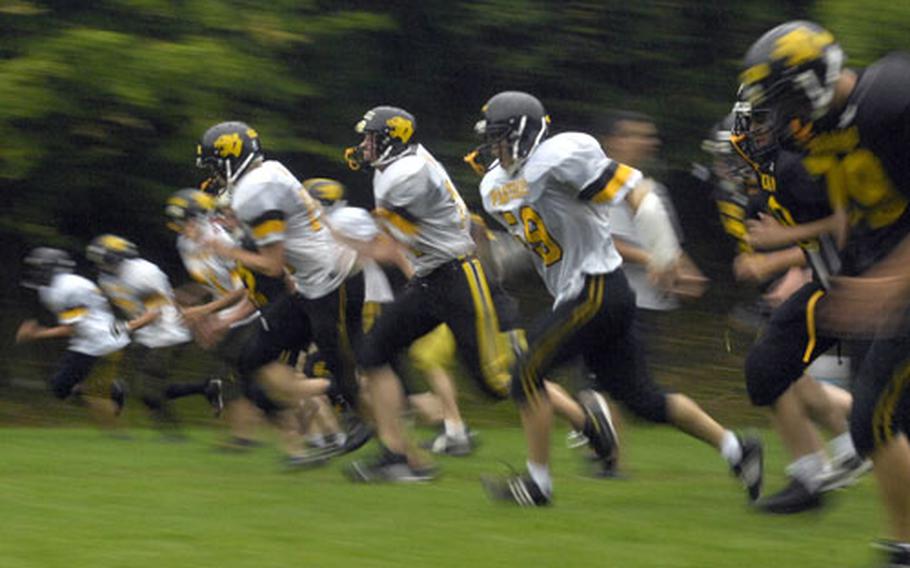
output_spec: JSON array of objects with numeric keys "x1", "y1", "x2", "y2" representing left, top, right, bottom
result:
[
  {"x1": 481, "y1": 132, "x2": 642, "y2": 307},
  {"x1": 231, "y1": 160, "x2": 357, "y2": 299},
  {"x1": 326, "y1": 206, "x2": 394, "y2": 303},
  {"x1": 40, "y1": 273, "x2": 130, "y2": 357},
  {"x1": 372, "y1": 144, "x2": 475, "y2": 276},
  {"x1": 98, "y1": 258, "x2": 192, "y2": 348},
  {"x1": 177, "y1": 219, "x2": 258, "y2": 326}
]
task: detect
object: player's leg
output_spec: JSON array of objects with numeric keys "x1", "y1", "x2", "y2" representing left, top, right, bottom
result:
[
  {"x1": 590, "y1": 273, "x2": 763, "y2": 502},
  {"x1": 409, "y1": 324, "x2": 473, "y2": 455},
  {"x1": 849, "y1": 334, "x2": 910, "y2": 554},
  {"x1": 483, "y1": 274, "x2": 613, "y2": 505},
  {"x1": 348, "y1": 281, "x2": 441, "y2": 481},
  {"x1": 746, "y1": 284, "x2": 839, "y2": 511}
]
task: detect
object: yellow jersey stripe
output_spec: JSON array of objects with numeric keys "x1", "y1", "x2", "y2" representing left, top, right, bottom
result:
[
  {"x1": 251, "y1": 219, "x2": 287, "y2": 240},
  {"x1": 375, "y1": 208, "x2": 419, "y2": 236},
  {"x1": 592, "y1": 164, "x2": 635, "y2": 204},
  {"x1": 58, "y1": 306, "x2": 88, "y2": 321}
]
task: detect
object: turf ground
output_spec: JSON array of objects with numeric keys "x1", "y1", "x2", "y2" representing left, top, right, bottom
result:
[{"x1": 0, "y1": 424, "x2": 883, "y2": 568}]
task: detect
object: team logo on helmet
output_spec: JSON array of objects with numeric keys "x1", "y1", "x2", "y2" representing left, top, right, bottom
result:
[
  {"x1": 214, "y1": 133, "x2": 243, "y2": 159},
  {"x1": 386, "y1": 116, "x2": 414, "y2": 144}
]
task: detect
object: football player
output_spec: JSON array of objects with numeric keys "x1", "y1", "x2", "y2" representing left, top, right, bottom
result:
[
  {"x1": 341, "y1": 106, "x2": 522, "y2": 481},
  {"x1": 471, "y1": 91, "x2": 763, "y2": 506},
  {"x1": 740, "y1": 21, "x2": 910, "y2": 564},
  {"x1": 304, "y1": 177, "x2": 472, "y2": 455},
  {"x1": 726, "y1": 100, "x2": 868, "y2": 513},
  {"x1": 16, "y1": 247, "x2": 133, "y2": 429},
  {"x1": 86, "y1": 234, "x2": 222, "y2": 435},
  {"x1": 193, "y1": 121, "x2": 366, "y2": 446}
]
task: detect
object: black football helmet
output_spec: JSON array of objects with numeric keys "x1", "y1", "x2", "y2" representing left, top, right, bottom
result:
[
  {"x1": 196, "y1": 121, "x2": 263, "y2": 192},
  {"x1": 303, "y1": 178, "x2": 346, "y2": 208},
  {"x1": 739, "y1": 21, "x2": 844, "y2": 149},
  {"x1": 85, "y1": 234, "x2": 139, "y2": 273},
  {"x1": 466, "y1": 91, "x2": 550, "y2": 175},
  {"x1": 165, "y1": 188, "x2": 216, "y2": 232},
  {"x1": 21, "y1": 247, "x2": 75, "y2": 289},
  {"x1": 345, "y1": 106, "x2": 417, "y2": 170}
]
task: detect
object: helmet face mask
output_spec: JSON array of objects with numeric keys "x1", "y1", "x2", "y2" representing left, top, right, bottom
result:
[
  {"x1": 21, "y1": 247, "x2": 75, "y2": 289},
  {"x1": 739, "y1": 21, "x2": 843, "y2": 151}
]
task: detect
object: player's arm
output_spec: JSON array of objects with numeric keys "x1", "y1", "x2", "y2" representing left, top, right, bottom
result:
[
  {"x1": 612, "y1": 237, "x2": 651, "y2": 266},
  {"x1": 186, "y1": 211, "x2": 287, "y2": 278},
  {"x1": 15, "y1": 320, "x2": 73, "y2": 343},
  {"x1": 733, "y1": 246, "x2": 807, "y2": 283},
  {"x1": 745, "y1": 211, "x2": 843, "y2": 250},
  {"x1": 180, "y1": 287, "x2": 249, "y2": 320}
]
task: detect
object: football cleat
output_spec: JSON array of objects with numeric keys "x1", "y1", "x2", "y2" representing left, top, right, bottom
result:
[
  {"x1": 565, "y1": 429, "x2": 589, "y2": 449},
  {"x1": 481, "y1": 473, "x2": 551, "y2": 507},
  {"x1": 731, "y1": 434, "x2": 764, "y2": 502},
  {"x1": 345, "y1": 447, "x2": 436, "y2": 483},
  {"x1": 577, "y1": 389, "x2": 619, "y2": 465},
  {"x1": 873, "y1": 540, "x2": 910, "y2": 567},
  {"x1": 818, "y1": 454, "x2": 872, "y2": 492},
  {"x1": 754, "y1": 477, "x2": 822, "y2": 514},
  {"x1": 204, "y1": 379, "x2": 224, "y2": 418}
]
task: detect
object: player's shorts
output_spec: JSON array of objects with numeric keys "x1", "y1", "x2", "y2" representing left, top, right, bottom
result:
[
  {"x1": 358, "y1": 256, "x2": 513, "y2": 400},
  {"x1": 744, "y1": 281, "x2": 837, "y2": 406},
  {"x1": 511, "y1": 270, "x2": 668, "y2": 423},
  {"x1": 49, "y1": 350, "x2": 121, "y2": 400}
]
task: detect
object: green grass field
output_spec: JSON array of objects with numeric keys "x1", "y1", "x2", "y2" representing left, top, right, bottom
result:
[{"x1": 0, "y1": 423, "x2": 884, "y2": 568}]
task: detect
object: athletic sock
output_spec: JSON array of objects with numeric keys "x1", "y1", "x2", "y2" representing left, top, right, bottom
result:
[
  {"x1": 785, "y1": 451, "x2": 827, "y2": 492},
  {"x1": 444, "y1": 419, "x2": 467, "y2": 439},
  {"x1": 720, "y1": 430, "x2": 743, "y2": 465},
  {"x1": 526, "y1": 460, "x2": 552, "y2": 496},
  {"x1": 828, "y1": 432, "x2": 857, "y2": 462}
]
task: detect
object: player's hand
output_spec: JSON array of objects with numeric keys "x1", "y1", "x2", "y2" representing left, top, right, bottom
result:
[
  {"x1": 762, "y1": 267, "x2": 811, "y2": 309},
  {"x1": 649, "y1": 253, "x2": 708, "y2": 300},
  {"x1": 15, "y1": 320, "x2": 40, "y2": 343},
  {"x1": 745, "y1": 213, "x2": 786, "y2": 250}
]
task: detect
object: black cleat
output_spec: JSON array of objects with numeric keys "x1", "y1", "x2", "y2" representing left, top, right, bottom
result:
[
  {"x1": 578, "y1": 389, "x2": 619, "y2": 465},
  {"x1": 873, "y1": 540, "x2": 910, "y2": 567},
  {"x1": 818, "y1": 454, "x2": 872, "y2": 492},
  {"x1": 482, "y1": 473, "x2": 551, "y2": 507},
  {"x1": 204, "y1": 379, "x2": 224, "y2": 417},
  {"x1": 345, "y1": 447, "x2": 435, "y2": 483},
  {"x1": 339, "y1": 413, "x2": 373, "y2": 455},
  {"x1": 754, "y1": 477, "x2": 823, "y2": 514},
  {"x1": 110, "y1": 380, "x2": 126, "y2": 417},
  {"x1": 285, "y1": 445, "x2": 340, "y2": 470},
  {"x1": 731, "y1": 434, "x2": 763, "y2": 502}
]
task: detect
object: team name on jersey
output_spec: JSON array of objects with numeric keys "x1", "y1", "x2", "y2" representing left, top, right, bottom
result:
[{"x1": 488, "y1": 178, "x2": 529, "y2": 207}]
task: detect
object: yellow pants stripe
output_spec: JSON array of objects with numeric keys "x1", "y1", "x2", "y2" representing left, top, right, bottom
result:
[
  {"x1": 802, "y1": 289, "x2": 826, "y2": 363},
  {"x1": 873, "y1": 361, "x2": 910, "y2": 449},
  {"x1": 521, "y1": 275, "x2": 604, "y2": 403},
  {"x1": 460, "y1": 258, "x2": 511, "y2": 397}
]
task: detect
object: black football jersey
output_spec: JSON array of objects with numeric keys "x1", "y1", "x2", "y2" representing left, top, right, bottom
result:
[
  {"x1": 801, "y1": 52, "x2": 910, "y2": 275},
  {"x1": 762, "y1": 151, "x2": 841, "y2": 288}
]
